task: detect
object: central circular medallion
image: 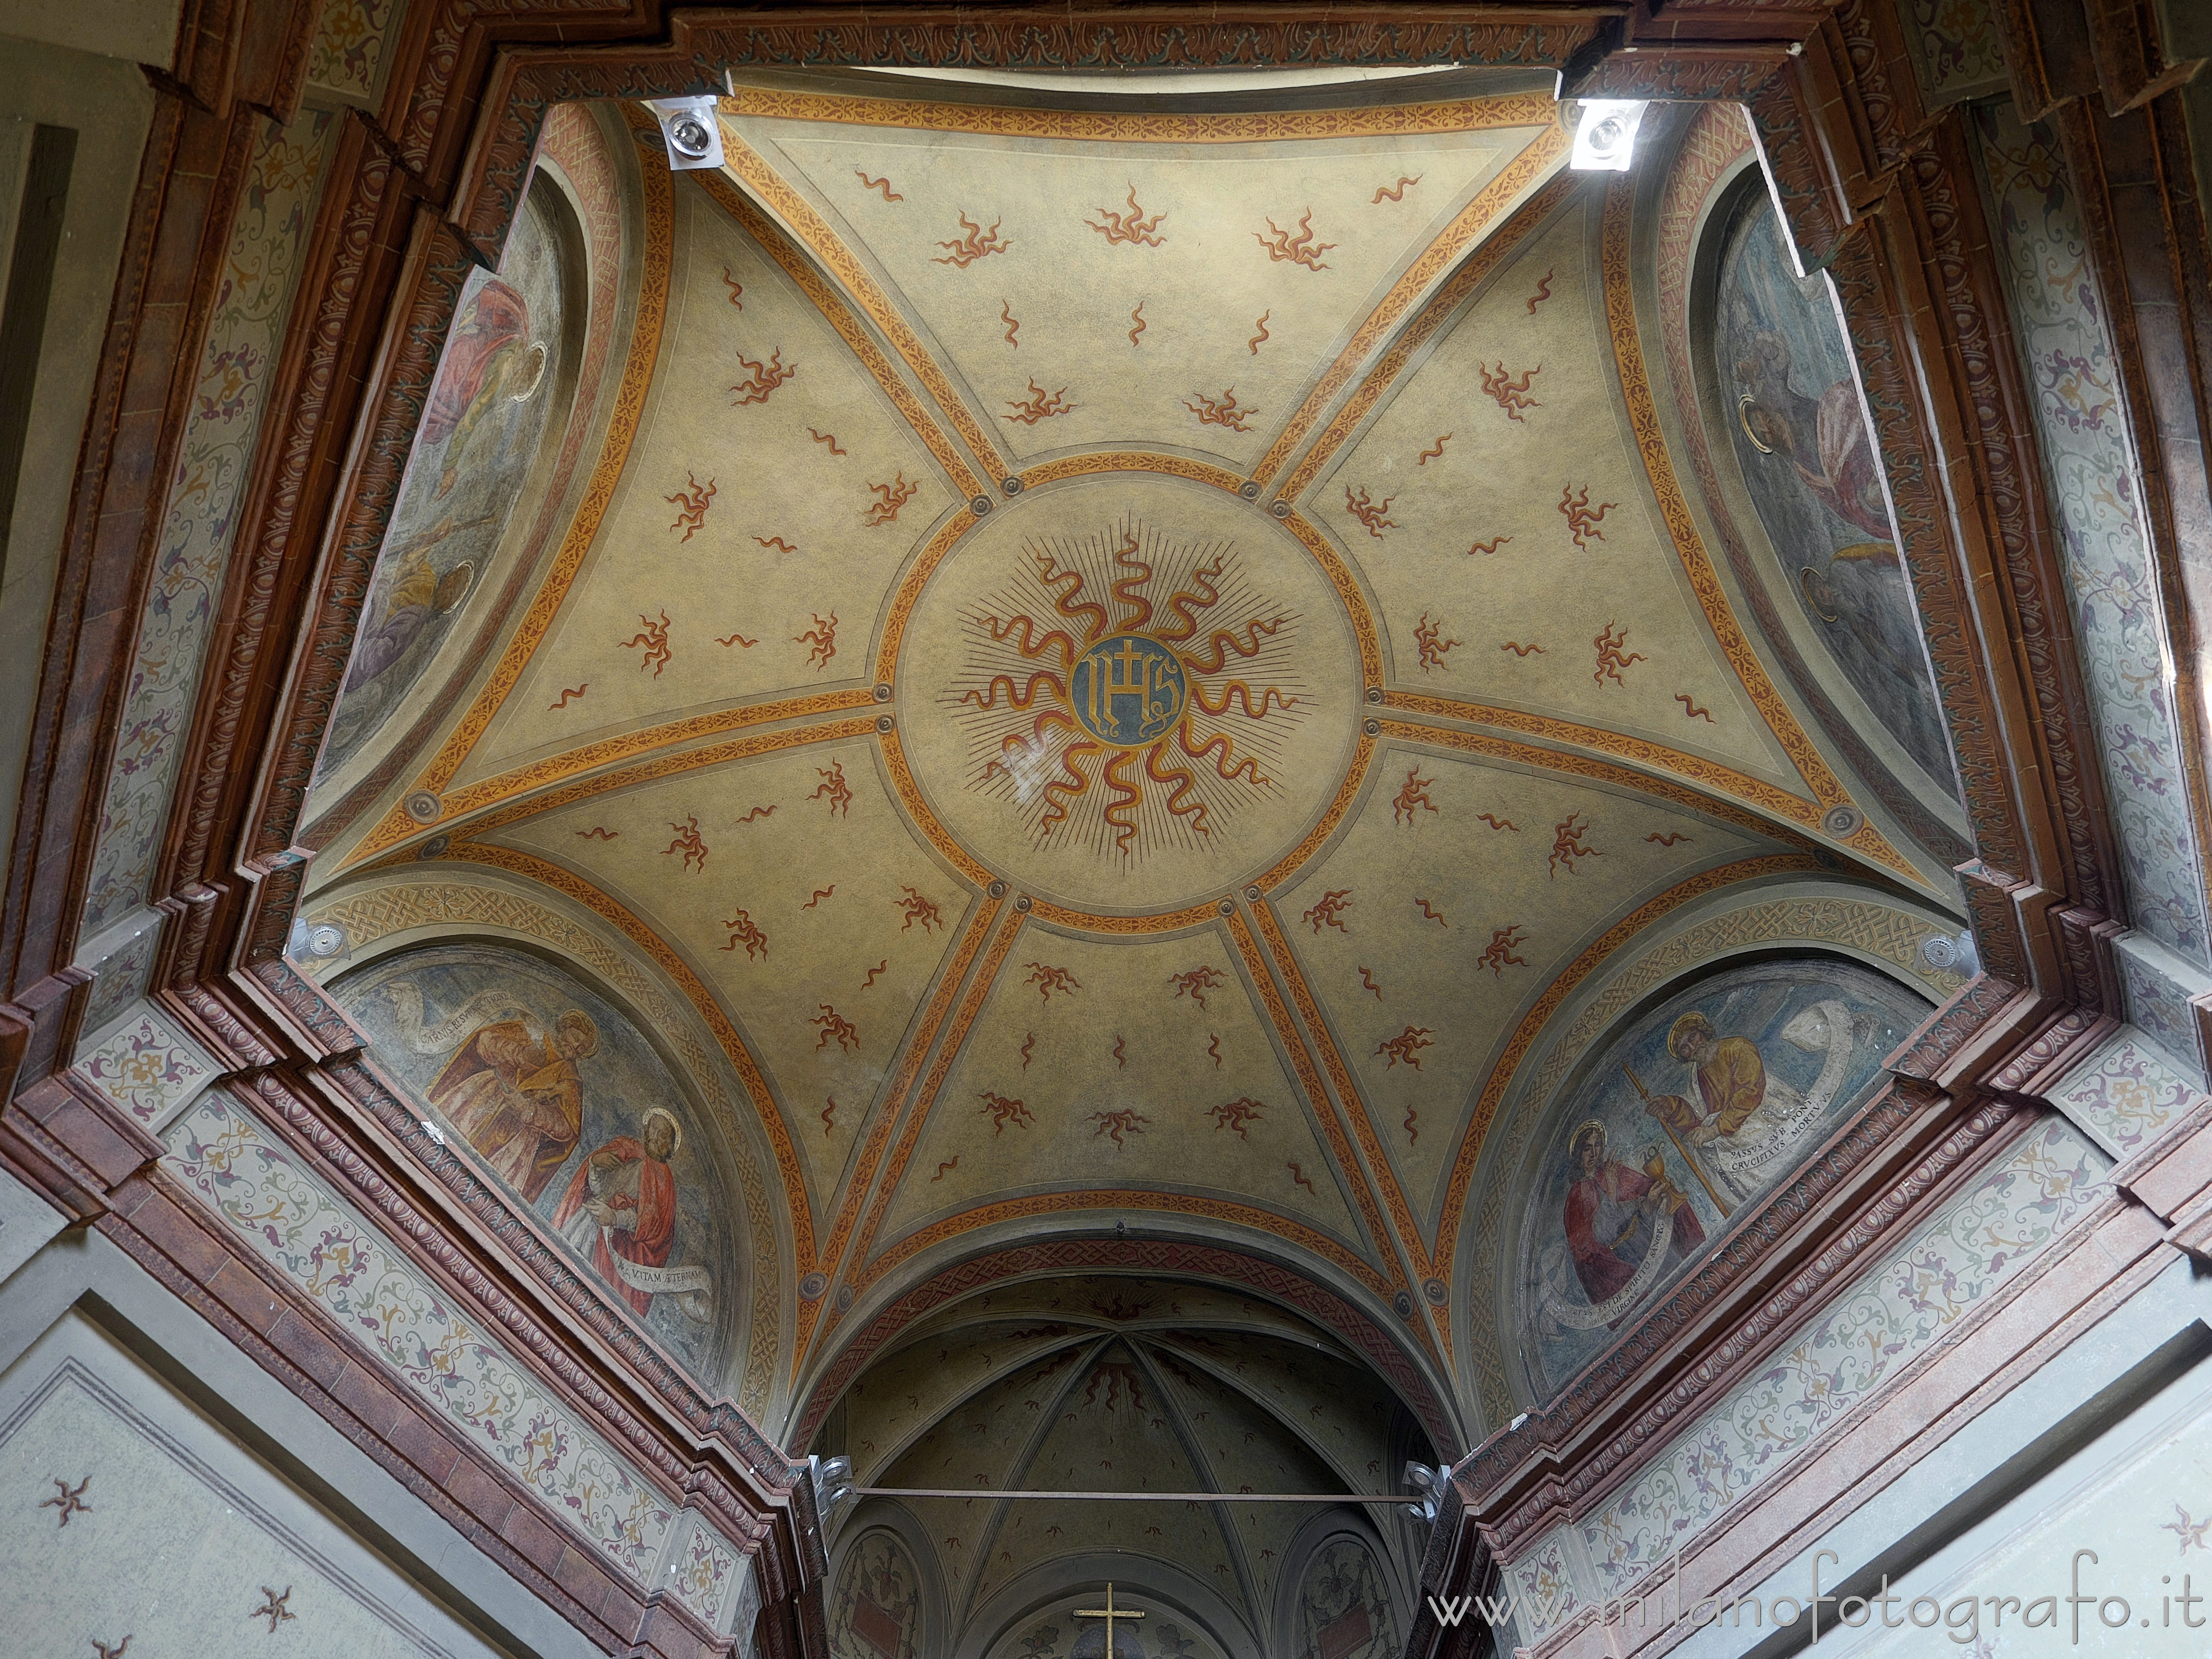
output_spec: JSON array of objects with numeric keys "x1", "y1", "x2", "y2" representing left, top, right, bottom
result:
[
  {"x1": 894, "y1": 472, "x2": 1362, "y2": 916},
  {"x1": 1070, "y1": 633, "x2": 1188, "y2": 746}
]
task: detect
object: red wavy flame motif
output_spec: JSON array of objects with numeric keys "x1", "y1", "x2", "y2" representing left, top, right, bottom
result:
[{"x1": 948, "y1": 520, "x2": 1309, "y2": 861}]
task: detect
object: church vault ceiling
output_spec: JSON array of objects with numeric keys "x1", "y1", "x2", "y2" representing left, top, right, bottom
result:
[{"x1": 291, "y1": 82, "x2": 1974, "y2": 1589}]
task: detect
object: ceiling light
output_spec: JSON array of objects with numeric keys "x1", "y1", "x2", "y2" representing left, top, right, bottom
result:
[
  {"x1": 1571, "y1": 99, "x2": 1649, "y2": 171},
  {"x1": 648, "y1": 96, "x2": 723, "y2": 170}
]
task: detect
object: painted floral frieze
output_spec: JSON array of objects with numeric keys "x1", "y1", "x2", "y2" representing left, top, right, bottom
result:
[
  {"x1": 1511, "y1": 1115, "x2": 2109, "y2": 1643},
  {"x1": 162, "y1": 1094, "x2": 688, "y2": 1590},
  {"x1": 82, "y1": 109, "x2": 335, "y2": 936},
  {"x1": 1982, "y1": 108, "x2": 2212, "y2": 965},
  {"x1": 2049, "y1": 1032, "x2": 2207, "y2": 1154},
  {"x1": 73, "y1": 1010, "x2": 216, "y2": 1126}
]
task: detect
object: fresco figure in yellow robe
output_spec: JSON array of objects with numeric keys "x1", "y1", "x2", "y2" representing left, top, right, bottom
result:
[
  {"x1": 427, "y1": 1008, "x2": 598, "y2": 1203},
  {"x1": 1644, "y1": 1004, "x2": 1867, "y2": 1207},
  {"x1": 1645, "y1": 1012, "x2": 1768, "y2": 1147}
]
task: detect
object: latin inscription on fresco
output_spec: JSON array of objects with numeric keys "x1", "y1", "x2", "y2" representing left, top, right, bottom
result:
[{"x1": 1514, "y1": 958, "x2": 1929, "y2": 1396}]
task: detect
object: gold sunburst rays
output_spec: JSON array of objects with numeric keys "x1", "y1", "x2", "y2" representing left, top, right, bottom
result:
[{"x1": 946, "y1": 519, "x2": 1314, "y2": 866}]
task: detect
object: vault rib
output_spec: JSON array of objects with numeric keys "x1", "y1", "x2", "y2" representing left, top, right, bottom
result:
[
  {"x1": 1149, "y1": 1333, "x2": 1384, "y2": 1503},
  {"x1": 1250, "y1": 121, "x2": 1572, "y2": 490},
  {"x1": 874, "y1": 726, "x2": 1008, "y2": 889},
  {"x1": 1241, "y1": 901, "x2": 1434, "y2": 1297},
  {"x1": 1269, "y1": 166, "x2": 1586, "y2": 504},
  {"x1": 804, "y1": 890, "x2": 1013, "y2": 1360},
  {"x1": 714, "y1": 120, "x2": 1010, "y2": 489},
  {"x1": 1379, "y1": 706, "x2": 1834, "y2": 849},
  {"x1": 1220, "y1": 908, "x2": 1418, "y2": 1294},
  {"x1": 853, "y1": 1329, "x2": 1102, "y2": 1491},
  {"x1": 816, "y1": 902, "x2": 1032, "y2": 1361},
  {"x1": 857, "y1": 1191, "x2": 1392, "y2": 1307},
  {"x1": 957, "y1": 1335, "x2": 1113, "y2": 1628},
  {"x1": 690, "y1": 161, "x2": 989, "y2": 500},
  {"x1": 355, "y1": 713, "x2": 881, "y2": 856},
  {"x1": 1597, "y1": 174, "x2": 1921, "y2": 882},
  {"x1": 1126, "y1": 1340, "x2": 1265, "y2": 1626},
  {"x1": 433, "y1": 839, "x2": 827, "y2": 1284},
  {"x1": 347, "y1": 696, "x2": 879, "y2": 855},
  {"x1": 1431, "y1": 854, "x2": 1818, "y2": 1292},
  {"x1": 815, "y1": 905, "x2": 1411, "y2": 1311}
]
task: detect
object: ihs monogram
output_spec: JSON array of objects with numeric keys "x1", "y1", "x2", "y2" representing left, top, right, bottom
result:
[
  {"x1": 948, "y1": 521, "x2": 1309, "y2": 860},
  {"x1": 1072, "y1": 635, "x2": 1187, "y2": 745}
]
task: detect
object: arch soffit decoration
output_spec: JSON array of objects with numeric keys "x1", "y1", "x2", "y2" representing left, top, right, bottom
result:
[
  {"x1": 811, "y1": 1267, "x2": 1422, "y2": 1658},
  {"x1": 789, "y1": 1239, "x2": 1462, "y2": 1458}
]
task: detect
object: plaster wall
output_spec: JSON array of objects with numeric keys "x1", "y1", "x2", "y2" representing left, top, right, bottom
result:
[
  {"x1": 0, "y1": 32, "x2": 158, "y2": 895},
  {"x1": 0, "y1": 1174, "x2": 609, "y2": 1659}
]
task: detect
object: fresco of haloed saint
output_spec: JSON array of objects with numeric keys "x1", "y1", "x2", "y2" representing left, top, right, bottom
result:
[
  {"x1": 317, "y1": 179, "x2": 573, "y2": 780},
  {"x1": 828, "y1": 1532, "x2": 922, "y2": 1659},
  {"x1": 1519, "y1": 959, "x2": 1928, "y2": 1395},
  {"x1": 1715, "y1": 197, "x2": 1955, "y2": 788},
  {"x1": 333, "y1": 943, "x2": 730, "y2": 1380},
  {"x1": 1293, "y1": 1537, "x2": 1400, "y2": 1659}
]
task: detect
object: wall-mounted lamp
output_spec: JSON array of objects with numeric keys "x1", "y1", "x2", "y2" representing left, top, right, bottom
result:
[
  {"x1": 648, "y1": 96, "x2": 724, "y2": 170},
  {"x1": 1570, "y1": 99, "x2": 1650, "y2": 171}
]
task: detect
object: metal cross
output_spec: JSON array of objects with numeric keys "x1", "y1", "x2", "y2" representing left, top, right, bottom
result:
[{"x1": 1074, "y1": 1583, "x2": 1145, "y2": 1657}]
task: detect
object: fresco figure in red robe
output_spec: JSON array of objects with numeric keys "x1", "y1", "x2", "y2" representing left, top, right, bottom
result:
[
  {"x1": 553, "y1": 1108, "x2": 680, "y2": 1317},
  {"x1": 1561, "y1": 1121, "x2": 1705, "y2": 1318},
  {"x1": 1734, "y1": 329, "x2": 1893, "y2": 542},
  {"x1": 422, "y1": 277, "x2": 537, "y2": 498}
]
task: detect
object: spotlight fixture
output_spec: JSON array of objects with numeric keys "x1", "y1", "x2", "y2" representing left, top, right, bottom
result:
[
  {"x1": 648, "y1": 96, "x2": 724, "y2": 170},
  {"x1": 1403, "y1": 1456, "x2": 1462, "y2": 1522},
  {"x1": 810, "y1": 1453, "x2": 855, "y2": 1517},
  {"x1": 1571, "y1": 98, "x2": 1650, "y2": 171}
]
